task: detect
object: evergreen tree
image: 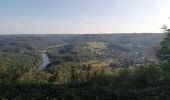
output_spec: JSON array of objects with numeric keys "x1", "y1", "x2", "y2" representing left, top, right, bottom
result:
[
  {"x1": 157, "y1": 28, "x2": 170, "y2": 62},
  {"x1": 157, "y1": 25, "x2": 170, "y2": 81}
]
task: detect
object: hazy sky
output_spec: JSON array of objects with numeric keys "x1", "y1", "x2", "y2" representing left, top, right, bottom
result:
[{"x1": 0, "y1": 0, "x2": 170, "y2": 34}]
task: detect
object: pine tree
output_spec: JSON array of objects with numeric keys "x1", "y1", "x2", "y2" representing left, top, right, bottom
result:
[
  {"x1": 156, "y1": 25, "x2": 170, "y2": 80},
  {"x1": 157, "y1": 28, "x2": 170, "y2": 62}
]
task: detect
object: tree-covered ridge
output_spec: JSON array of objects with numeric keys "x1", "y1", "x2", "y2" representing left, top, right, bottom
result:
[{"x1": 1, "y1": 33, "x2": 170, "y2": 100}]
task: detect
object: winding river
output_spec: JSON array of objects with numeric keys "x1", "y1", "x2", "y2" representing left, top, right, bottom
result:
[
  {"x1": 40, "y1": 43, "x2": 67, "y2": 69},
  {"x1": 40, "y1": 53, "x2": 50, "y2": 68}
]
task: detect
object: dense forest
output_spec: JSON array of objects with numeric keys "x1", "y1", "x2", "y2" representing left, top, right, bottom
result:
[{"x1": 0, "y1": 32, "x2": 170, "y2": 100}]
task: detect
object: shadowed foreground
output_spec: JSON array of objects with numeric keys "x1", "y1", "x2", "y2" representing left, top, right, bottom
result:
[{"x1": 1, "y1": 74, "x2": 170, "y2": 100}]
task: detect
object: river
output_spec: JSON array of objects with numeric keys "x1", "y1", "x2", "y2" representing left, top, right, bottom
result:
[
  {"x1": 40, "y1": 43, "x2": 67, "y2": 69},
  {"x1": 40, "y1": 53, "x2": 50, "y2": 68}
]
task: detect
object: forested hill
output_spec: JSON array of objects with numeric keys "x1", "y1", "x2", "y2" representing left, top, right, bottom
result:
[
  {"x1": 64, "y1": 33, "x2": 162, "y2": 47},
  {"x1": 0, "y1": 33, "x2": 163, "y2": 57},
  {"x1": 0, "y1": 33, "x2": 163, "y2": 45},
  {"x1": 0, "y1": 33, "x2": 163, "y2": 54},
  {"x1": 0, "y1": 33, "x2": 166, "y2": 100}
]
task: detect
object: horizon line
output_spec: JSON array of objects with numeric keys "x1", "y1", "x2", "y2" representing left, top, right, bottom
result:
[{"x1": 0, "y1": 32, "x2": 162, "y2": 35}]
